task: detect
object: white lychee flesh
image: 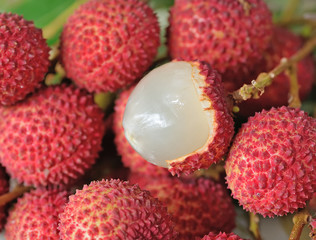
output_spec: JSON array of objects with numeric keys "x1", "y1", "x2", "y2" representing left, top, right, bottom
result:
[{"x1": 123, "y1": 61, "x2": 212, "y2": 168}]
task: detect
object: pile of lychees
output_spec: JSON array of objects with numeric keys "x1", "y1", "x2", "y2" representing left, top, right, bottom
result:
[{"x1": 0, "y1": 0, "x2": 315, "y2": 239}]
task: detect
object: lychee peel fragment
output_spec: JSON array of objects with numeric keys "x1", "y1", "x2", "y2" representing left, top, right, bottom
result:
[
  {"x1": 58, "y1": 179, "x2": 177, "y2": 240},
  {"x1": 225, "y1": 107, "x2": 316, "y2": 217},
  {"x1": 168, "y1": 61, "x2": 234, "y2": 175}
]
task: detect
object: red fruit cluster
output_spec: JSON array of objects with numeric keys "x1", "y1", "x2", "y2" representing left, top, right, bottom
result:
[{"x1": 0, "y1": 13, "x2": 50, "y2": 105}]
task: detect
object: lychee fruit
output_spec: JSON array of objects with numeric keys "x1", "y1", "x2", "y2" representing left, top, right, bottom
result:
[
  {"x1": 238, "y1": 27, "x2": 315, "y2": 117},
  {"x1": 225, "y1": 106, "x2": 316, "y2": 217},
  {"x1": 60, "y1": 0, "x2": 160, "y2": 93},
  {"x1": 0, "y1": 167, "x2": 9, "y2": 231},
  {"x1": 5, "y1": 188, "x2": 67, "y2": 240},
  {"x1": 58, "y1": 179, "x2": 177, "y2": 239},
  {"x1": 0, "y1": 12, "x2": 50, "y2": 105},
  {"x1": 113, "y1": 86, "x2": 170, "y2": 177},
  {"x1": 198, "y1": 232, "x2": 246, "y2": 240},
  {"x1": 310, "y1": 218, "x2": 316, "y2": 240},
  {"x1": 168, "y1": 0, "x2": 273, "y2": 92},
  {"x1": 129, "y1": 173, "x2": 236, "y2": 239},
  {"x1": 0, "y1": 84, "x2": 105, "y2": 187},
  {"x1": 123, "y1": 60, "x2": 234, "y2": 175}
]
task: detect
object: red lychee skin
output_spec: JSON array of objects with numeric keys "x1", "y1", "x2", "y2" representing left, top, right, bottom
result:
[
  {"x1": 225, "y1": 107, "x2": 316, "y2": 217},
  {"x1": 168, "y1": 0, "x2": 273, "y2": 92},
  {"x1": 0, "y1": 13, "x2": 50, "y2": 106},
  {"x1": 0, "y1": 85, "x2": 105, "y2": 187},
  {"x1": 5, "y1": 188, "x2": 68, "y2": 240},
  {"x1": 0, "y1": 167, "x2": 9, "y2": 231},
  {"x1": 58, "y1": 179, "x2": 177, "y2": 240},
  {"x1": 168, "y1": 61, "x2": 234, "y2": 176},
  {"x1": 60, "y1": 0, "x2": 160, "y2": 93},
  {"x1": 113, "y1": 86, "x2": 171, "y2": 177},
  {"x1": 129, "y1": 173, "x2": 236, "y2": 240},
  {"x1": 309, "y1": 193, "x2": 316, "y2": 210},
  {"x1": 238, "y1": 27, "x2": 315, "y2": 117},
  {"x1": 198, "y1": 232, "x2": 246, "y2": 240}
]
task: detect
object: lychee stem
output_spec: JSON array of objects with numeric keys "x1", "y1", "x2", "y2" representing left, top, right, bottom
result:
[
  {"x1": 249, "y1": 212, "x2": 262, "y2": 240},
  {"x1": 286, "y1": 64, "x2": 301, "y2": 108},
  {"x1": 232, "y1": 34, "x2": 316, "y2": 102},
  {"x1": 0, "y1": 185, "x2": 33, "y2": 207},
  {"x1": 280, "y1": 0, "x2": 301, "y2": 23},
  {"x1": 42, "y1": 0, "x2": 89, "y2": 40},
  {"x1": 278, "y1": 17, "x2": 316, "y2": 28},
  {"x1": 289, "y1": 209, "x2": 310, "y2": 240}
]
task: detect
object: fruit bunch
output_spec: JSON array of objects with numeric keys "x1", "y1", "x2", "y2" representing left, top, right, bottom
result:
[{"x1": 0, "y1": 0, "x2": 315, "y2": 239}]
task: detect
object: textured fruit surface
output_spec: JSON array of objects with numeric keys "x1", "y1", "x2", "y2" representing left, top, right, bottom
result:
[
  {"x1": 238, "y1": 27, "x2": 315, "y2": 117},
  {"x1": 0, "y1": 13, "x2": 50, "y2": 105},
  {"x1": 129, "y1": 174, "x2": 236, "y2": 240},
  {"x1": 113, "y1": 86, "x2": 170, "y2": 177},
  {"x1": 310, "y1": 218, "x2": 316, "y2": 240},
  {"x1": 199, "y1": 232, "x2": 245, "y2": 240},
  {"x1": 60, "y1": 0, "x2": 160, "y2": 93},
  {"x1": 225, "y1": 107, "x2": 316, "y2": 217},
  {"x1": 123, "y1": 61, "x2": 234, "y2": 176},
  {"x1": 59, "y1": 179, "x2": 177, "y2": 240},
  {"x1": 0, "y1": 85, "x2": 105, "y2": 187},
  {"x1": 0, "y1": 167, "x2": 9, "y2": 231},
  {"x1": 168, "y1": 0, "x2": 272, "y2": 92},
  {"x1": 5, "y1": 188, "x2": 68, "y2": 240}
]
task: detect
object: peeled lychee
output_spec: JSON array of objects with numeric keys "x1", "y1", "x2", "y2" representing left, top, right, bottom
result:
[
  {"x1": 60, "y1": 0, "x2": 160, "y2": 93},
  {"x1": 225, "y1": 106, "x2": 316, "y2": 217},
  {"x1": 5, "y1": 188, "x2": 68, "y2": 240},
  {"x1": 129, "y1": 174, "x2": 236, "y2": 239},
  {"x1": 0, "y1": 167, "x2": 9, "y2": 231},
  {"x1": 0, "y1": 84, "x2": 105, "y2": 187},
  {"x1": 198, "y1": 232, "x2": 245, "y2": 240},
  {"x1": 238, "y1": 27, "x2": 315, "y2": 117},
  {"x1": 123, "y1": 61, "x2": 234, "y2": 175},
  {"x1": 0, "y1": 13, "x2": 50, "y2": 105},
  {"x1": 168, "y1": 0, "x2": 273, "y2": 92},
  {"x1": 59, "y1": 179, "x2": 177, "y2": 239},
  {"x1": 113, "y1": 86, "x2": 170, "y2": 177}
]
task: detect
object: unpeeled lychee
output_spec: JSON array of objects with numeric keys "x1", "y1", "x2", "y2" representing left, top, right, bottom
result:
[
  {"x1": 123, "y1": 61, "x2": 234, "y2": 175},
  {"x1": 5, "y1": 188, "x2": 68, "y2": 240},
  {"x1": 238, "y1": 27, "x2": 315, "y2": 117},
  {"x1": 168, "y1": 0, "x2": 273, "y2": 92},
  {"x1": 59, "y1": 179, "x2": 177, "y2": 239},
  {"x1": 0, "y1": 13, "x2": 50, "y2": 105},
  {"x1": 60, "y1": 0, "x2": 160, "y2": 93},
  {"x1": 129, "y1": 174, "x2": 236, "y2": 239},
  {"x1": 225, "y1": 107, "x2": 316, "y2": 217},
  {"x1": 198, "y1": 232, "x2": 246, "y2": 240},
  {"x1": 0, "y1": 84, "x2": 105, "y2": 187},
  {"x1": 310, "y1": 218, "x2": 316, "y2": 240},
  {"x1": 0, "y1": 167, "x2": 9, "y2": 231},
  {"x1": 113, "y1": 86, "x2": 170, "y2": 177}
]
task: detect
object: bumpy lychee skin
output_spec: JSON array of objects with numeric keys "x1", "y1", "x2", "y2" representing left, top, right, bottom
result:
[
  {"x1": 168, "y1": 0, "x2": 273, "y2": 92},
  {"x1": 59, "y1": 179, "x2": 177, "y2": 240},
  {"x1": 113, "y1": 86, "x2": 170, "y2": 177},
  {"x1": 238, "y1": 27, "x2": 315, "y2": 117},
  {"x1": 60, "y1": 0, "x2": 160, "y2": 93},
  {"x1": 0, "y1": 13, "x2": 50, "y2": 105},
  {"x1": 310, "y1": 218, "x2": 316, "y2": 240},
  {"x1": 198, "y1": 232, "x2": 245, "y2": 240},
  {"x1": 5, "y1": 188, "x2": 68, "y2": 240},
  {"x1": 123, "y1": 61, "x2": 234, "y2": 176},
  {"x1": 129, "y1": 174, "x2": 236, "y2": 239},
  {"x1": 0, "y1": 85, "x2": 105, "y2": 187},
  {"x1": 225, "y1": 107, "x2": 316, "y2": 217},
  {"x1": 0, "y1": 167, "x2": 9, "y2": 231}
]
